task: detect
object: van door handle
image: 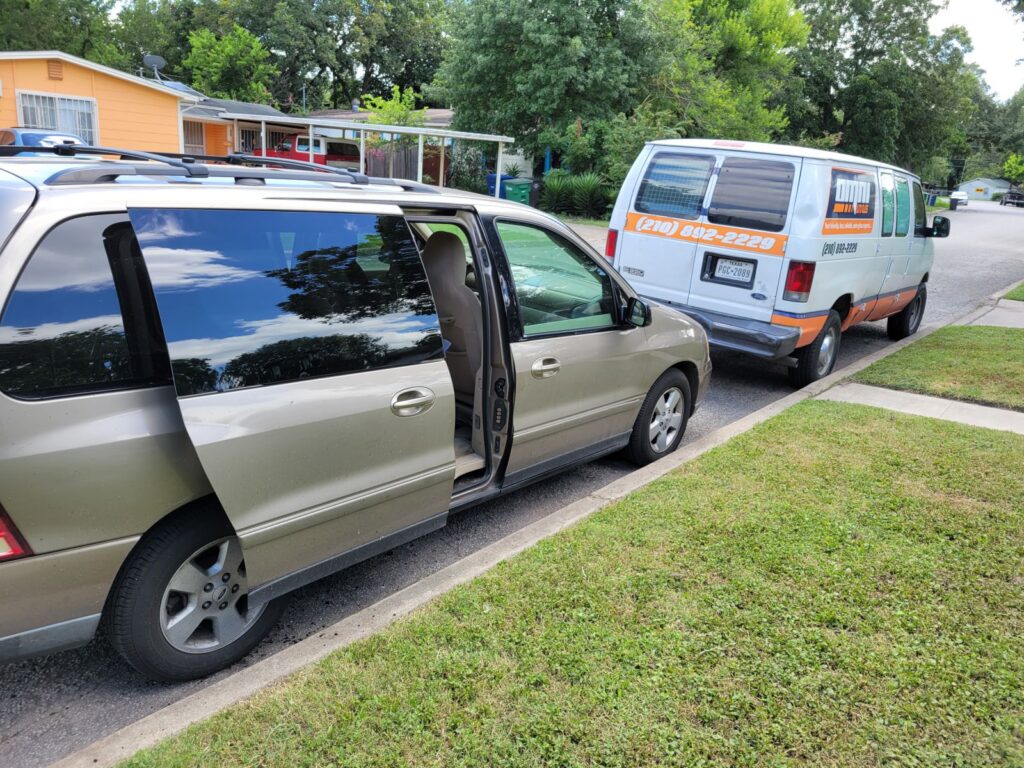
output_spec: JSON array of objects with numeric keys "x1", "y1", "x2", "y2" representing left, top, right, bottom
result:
[
  {"x1": 531, "y1": 357, "x2": 561, "y2": 379},
  {"x1": 390, "y1": 387, "x2": 435, "y2": 416}
]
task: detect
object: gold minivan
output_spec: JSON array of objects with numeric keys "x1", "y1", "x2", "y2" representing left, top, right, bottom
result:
[{"x1": 0, "y1": 148, "x2": 710, "y2": 680}]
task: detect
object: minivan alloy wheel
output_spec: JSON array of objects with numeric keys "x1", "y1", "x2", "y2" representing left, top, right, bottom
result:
[
  {"x1": 649, "y1": 386, "x2": 685, "y2": 454},
  {"x1": 160, "y1": 536, "x2": 264, "y2": 653}
]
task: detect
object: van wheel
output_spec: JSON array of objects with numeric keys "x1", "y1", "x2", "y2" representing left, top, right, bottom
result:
[
  {"x1": 887, "y1": 285, "x2": 927, "y2": 341},
  {"x1": 788, "y1": 310, "x2": 841, "y2": 388},
  {"x1": 105, "y1": 506, "x2": 286, "y2": 681},
  {"x1": 627, "y1": 370, "x2": 691, "y2": 466}
]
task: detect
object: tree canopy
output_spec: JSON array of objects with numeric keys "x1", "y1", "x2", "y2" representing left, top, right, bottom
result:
[{"x1": 0, "y1": 0, "x2": 1017, "y2": 187}]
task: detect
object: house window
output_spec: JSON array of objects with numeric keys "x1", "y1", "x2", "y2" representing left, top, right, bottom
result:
[
  {"x1": 183, "y1": 120, "x2": 205, "y2": 155},
  {"x1": 17, "y1": 92, "x2": 97, "y2": 144}
]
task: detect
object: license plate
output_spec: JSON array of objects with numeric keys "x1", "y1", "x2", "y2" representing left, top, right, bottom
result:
[{"x1": 714, "y1": 257, "x2": 754, "y2": 283}]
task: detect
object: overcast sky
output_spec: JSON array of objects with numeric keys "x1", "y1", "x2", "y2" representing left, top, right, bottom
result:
[{"x1": 930, "y1": 0, "x2": 1024, "y2": 101}]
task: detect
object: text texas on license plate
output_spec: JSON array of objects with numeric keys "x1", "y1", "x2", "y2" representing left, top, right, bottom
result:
[{"x1": 715, "y1": 257, "x2": 754, "y2": 283}]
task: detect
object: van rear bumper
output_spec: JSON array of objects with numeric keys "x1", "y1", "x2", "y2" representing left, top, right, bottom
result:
[{"x1": 643, "y1": 298, "x2": 801, "y2": 360}]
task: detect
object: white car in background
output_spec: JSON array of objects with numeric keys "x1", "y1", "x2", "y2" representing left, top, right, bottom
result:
[{"x1": 950, "y1": 190, "x2": 969, "y2": 207}]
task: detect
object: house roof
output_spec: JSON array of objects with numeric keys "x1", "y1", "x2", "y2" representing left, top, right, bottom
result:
[
  {"x1": 958, "y1": 178, "x2": 1010, "y2": 188},
  {"x1": 0, "y1": 50, "x2": 200, "y2": 102}
]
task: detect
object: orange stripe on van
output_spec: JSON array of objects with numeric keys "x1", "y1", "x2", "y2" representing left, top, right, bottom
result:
[
  {"x1": 771, "y1": 313, "x2": 827, "y2": 347},
  {"x1": 625, "y1": 212, "x2": 787, "y2": 257},
  {"x1": 868, "y1": 289, "x2": 916, "y2": 321}
]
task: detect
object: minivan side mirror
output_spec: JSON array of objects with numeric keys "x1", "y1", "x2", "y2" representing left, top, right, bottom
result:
[
  {"x1": 626, "y1": 296, "x2": 652, "y2": 327},
  {"x1": 928, "y1": 215, "x2": 950, "y2": 238}
]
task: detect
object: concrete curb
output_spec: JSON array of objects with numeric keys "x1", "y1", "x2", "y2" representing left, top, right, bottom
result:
[{"x1": 50, "y1": 281, "x2": 1013, "y2": 768}]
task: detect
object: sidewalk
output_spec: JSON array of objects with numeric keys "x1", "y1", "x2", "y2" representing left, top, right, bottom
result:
[
  {"x1": 819, "y1": 382, "x2": 1024, "y2": 435},
  {"x1": 960, "y1": 297, "x2": 1024, "y2": 328}
]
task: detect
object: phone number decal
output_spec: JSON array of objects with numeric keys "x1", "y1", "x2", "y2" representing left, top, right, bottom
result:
[{"x1": 625, "y1": 213, "x2": 787, "y2": 256}]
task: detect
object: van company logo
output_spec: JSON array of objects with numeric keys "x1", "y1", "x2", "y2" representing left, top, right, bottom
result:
[{"x1": 823, "y1": 167, "x2": 876, "y2": 235}]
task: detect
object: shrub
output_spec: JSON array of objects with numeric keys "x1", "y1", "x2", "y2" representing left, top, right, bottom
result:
[
  {"x1": 540, "y1": 170, "x2": 574, "y2": 213},
  {"x1": 502, "y1": 161, "x2": 523, "y2": 178},
  {"x1": 570, "y1": 172, "x2": 609, "y2": 218},
  {"x1": 449, "y1": 143, "x2": 488, "y2": 194}
]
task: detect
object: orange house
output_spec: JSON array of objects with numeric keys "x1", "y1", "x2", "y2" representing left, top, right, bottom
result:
[{"x1": 0, "y1": 51, "x2": 289, "y2": 155}]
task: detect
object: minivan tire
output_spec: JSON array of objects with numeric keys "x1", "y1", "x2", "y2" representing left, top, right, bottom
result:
[
  {"x1": 788, "y1": 310, "x2": 842, "y2": 388},
  {"x1": 627, "y1": 369, "x2": 691, "y2": 466},
  {"x1": 886, "y1": 284, "x2": 927, "y2": 341},
  {"x1": 105, "y1": 505, "x2": 286, "y2": 681}
]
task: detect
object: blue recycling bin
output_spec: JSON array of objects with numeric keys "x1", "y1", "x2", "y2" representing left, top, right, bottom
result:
[{"x1": 486, "y1": 173, "x2": 515, "y2": 197}]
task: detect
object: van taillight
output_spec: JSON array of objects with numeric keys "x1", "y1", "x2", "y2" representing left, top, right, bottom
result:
[
  {"x1": 604, "y1": 228, "x2": 618, "y2": 260},
  {"x1": 0, "y1": 505, "x2": 31, "y2": 562},
  {"x1": 783, "y1": 261, "x2": 816, "y2": 302}
]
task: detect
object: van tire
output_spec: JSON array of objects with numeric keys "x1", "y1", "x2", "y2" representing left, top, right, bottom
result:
[
  {"x1": 105, "y1": 506, "x2": 286, "y2": 681},
  {"x1": 886, "y1": 285, "x2": 927, "y2": 341},
  {"x1": 627, "y1": 370, "x2": 691, "y2": 466},
  {"x1": 788, "y1": 310, "x2": 841, "y2": 388}
]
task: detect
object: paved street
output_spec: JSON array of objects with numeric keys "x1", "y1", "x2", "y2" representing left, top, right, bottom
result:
[{"x1": 3, "y1": 201, "x2": 1024, "y2": 768}]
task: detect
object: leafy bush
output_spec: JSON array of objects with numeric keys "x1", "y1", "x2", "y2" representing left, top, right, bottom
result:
[
  {"x1": 448, "y1": 142, "x2": 488, "y2": 193},
  {"x1": 540, "y1": 170, "x2": 574, "y2": 213},
  {"x1": 571, "y1": 172, "x2": 609, "y2": 218},
  {"x1": 502, "y1": 161, "x2": 523, "y2": 178}
]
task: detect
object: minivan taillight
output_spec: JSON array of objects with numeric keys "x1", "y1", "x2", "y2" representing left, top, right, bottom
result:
[
  {"x1": 604, "y1": 228, "x2": 618, "y2": 260},
  {"x1": 0, "y1": 506, "x2": 31, "y2": 562},
  {"x1": 783, "y1": 261, "x2": 816, "y2": 302}
]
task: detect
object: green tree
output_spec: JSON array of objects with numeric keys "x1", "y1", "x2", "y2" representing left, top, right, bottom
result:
[
  {"x1": 360, "y1": 0, "x2": 445, "y2": 97},
  {"x1": 432, "y1": 0, "x2": 659, "y2": 156},
  {"x1": 184, "y1": 24, "x2": 278, "y2": 102},
  {"x1": 1003, "y1": 153, "x2": 1024, "y2": 184},
  {"x1": 362, "y1": 85, "x2": 426, "y2": 127},
  {"x1": 0, "y1": 0, "x2": 123, "y2": 65}
]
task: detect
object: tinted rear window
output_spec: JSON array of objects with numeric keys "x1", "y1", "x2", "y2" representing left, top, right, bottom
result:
[
  {"x1": 707, "y1": 157, "x2": 795, "y2": 233},
  {"x1": 0, "y1": 214, "x2": 170, "y2": 398},
  {"x1": 634, "y1": 153, "x2": 715, "y2": 219},
  {"x1": 129, "y1": 209, "x2": 443, "y2": 396}
]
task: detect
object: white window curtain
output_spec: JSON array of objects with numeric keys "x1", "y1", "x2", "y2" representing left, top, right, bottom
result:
[{"x1": 17, "y1": 92, "x2": 97, "y2": 144}]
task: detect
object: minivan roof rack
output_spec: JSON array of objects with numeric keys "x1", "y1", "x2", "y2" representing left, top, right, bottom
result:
[{"x1": 0, "y1": 144, "x2": 443, "y2": 193}]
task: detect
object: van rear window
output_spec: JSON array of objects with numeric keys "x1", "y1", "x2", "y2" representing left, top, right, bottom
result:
[
  {"x1": 708, "y1": 157, "x2": 795, "y2": 233},
  {"x1": 634, "y1": 153, "x2": 715, "y2": 220}
]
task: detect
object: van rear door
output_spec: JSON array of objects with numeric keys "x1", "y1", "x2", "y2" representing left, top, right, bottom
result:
[
  {"x1": 614, "y1": 150, "x2": 717, "y2": 306},
  {"x1": 686, "y1": 153, "x2": 800, "y2": 322}
]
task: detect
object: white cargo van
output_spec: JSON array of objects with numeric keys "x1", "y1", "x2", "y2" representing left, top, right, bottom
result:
[{"x1": 605, "y1": 140, "x2": 950, "y2": 385}]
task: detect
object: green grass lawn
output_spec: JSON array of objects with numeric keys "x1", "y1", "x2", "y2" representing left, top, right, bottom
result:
[
  {"x1": 926, "y1": 196, "x2": 950, "y2": 213},
  {"x1": 1005, "y1": 283, "x2": 1024, "y2": 302},
  {"x1": 124, "y1": 401, "x2": 1024, "y2": 768},
  {"x1": 854, "y1": 325, "x2": 1024, "y2": 412}
]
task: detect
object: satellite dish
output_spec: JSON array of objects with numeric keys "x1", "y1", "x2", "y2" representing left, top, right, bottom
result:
[{"x1": 143, "y1": 54, "x2": 167, "y2": 80}]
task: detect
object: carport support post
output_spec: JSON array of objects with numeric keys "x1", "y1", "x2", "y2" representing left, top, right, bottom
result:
[
  {"x1": 232, "y1": 119, "x2": 239, "y2": 152},
  {"x1": 438, "y1": 137, "x2": 445, "y2": 189},
  {"x1": 495, "y1": 141, "x2": 504, "y2": 198},
  {"x1": 359, "y1": 129, "x2": 366, "y2": 175},
  {"x1": 417, "y1": 134, "x2": 424, "y2": 183},
  {"x1": 260, "y1": 121, "x2": 266, "y2": 157},
  {"x1": 308, "y1": 125, "x2": 315, "y2": 162}
]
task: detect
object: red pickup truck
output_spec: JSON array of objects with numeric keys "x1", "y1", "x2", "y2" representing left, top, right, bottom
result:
[{"x1": 263, "y1": 135, "x2": 361, "y2": 169}]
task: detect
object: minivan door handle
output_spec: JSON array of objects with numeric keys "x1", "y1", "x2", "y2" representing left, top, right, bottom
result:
[
  {"x1": 531, "y1": 357, "x2": 561, "y2": 379},
  {"x1": 390, "y1": 387, "x2": 436, "y2": 416}
]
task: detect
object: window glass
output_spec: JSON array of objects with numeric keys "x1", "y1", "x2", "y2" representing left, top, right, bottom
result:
[
  {"x1": 913, "y1": 182, "x2": 926, "y2": 237},
  {"x1": 708, "y1": 157, "x2": 795, "y2": 233},
  {"x1": 128, "y1": 209, "x2": 443, "y2": 396},
  {"x1": 880, "y1": 172, "x2": 895, "y2": 237},
  {"x1": 895, "y1": 178, "x2": 911, "y2": 237},
  {"x1": 0, "y1": 214, "x2": 169, "y2": 398},
  {"x1": 635, "y1": 153, "x2": 715, "y2": 219},
  {"x1": 496, "y1": 221, "x2": 616, "y2": 336},
  {"x1": 18, "y1": 93, "x2": 97, "y2": 144}
]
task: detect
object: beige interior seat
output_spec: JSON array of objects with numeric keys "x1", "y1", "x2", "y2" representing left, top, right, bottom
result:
[{"x1": 421, "y1": 231, "x2": 482, "y2": 406}]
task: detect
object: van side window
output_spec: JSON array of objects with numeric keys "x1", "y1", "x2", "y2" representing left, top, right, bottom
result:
[
  {"x1": 912, "y1": 182, "x2": 926, "y2": 237},
  {"x1": 127, "y1": 209, "x2": 443, "y2": 396},
  {"x1": 895, "y1": 178, "x2": 911, "y2": 237},
  {"x1": 708, "y1": 157, "x2": 795, "y2": 233},
  {"x1": 880, "y1": 172, "x2": 895, "y2": 237},
  {"x1": 0, "y1": 214, "x2": 171, "y2": 398},
  {"x1": 634, "y1": 153, "x2": 715, "y2": 220}
]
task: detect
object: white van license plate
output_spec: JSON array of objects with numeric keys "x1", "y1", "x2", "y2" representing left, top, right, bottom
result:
[{"x1": 714, "y1": 258, "x2": 755, "y2": 283}]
